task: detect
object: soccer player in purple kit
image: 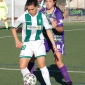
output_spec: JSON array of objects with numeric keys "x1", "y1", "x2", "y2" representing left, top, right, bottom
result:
[
  {"x1": 40, "y1": 0, "x2": 73, "y2": 85},
  {"x1": 27, "y1": 0, "x2": 73, "y2": 84}
]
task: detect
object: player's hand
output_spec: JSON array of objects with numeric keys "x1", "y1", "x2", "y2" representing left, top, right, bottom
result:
[
  {"x1": 54, "y1": 50, "x2": 59, "y2": 61},
  {"x1": 51, "y1": 19, "x2": 57, "y2": 28},
  {"x1": 15, "y1": 40, "x2": 22, "y2": 48},
  {"x1": 53, "y1": 46, "x2": 59, "y2": 61}
]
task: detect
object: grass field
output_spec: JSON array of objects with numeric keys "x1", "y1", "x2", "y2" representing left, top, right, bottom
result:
[{"x1": 0, "y1": 22, "x2": 85, "y2": 85}]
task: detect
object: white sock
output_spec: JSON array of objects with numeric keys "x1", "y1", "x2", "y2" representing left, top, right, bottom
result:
[
  {"x1": 21, "y1": 67, "x2": 30, "y2": 77},
  {"x1": 40, "y1": 66, "x2": 51, "y2": 85}
]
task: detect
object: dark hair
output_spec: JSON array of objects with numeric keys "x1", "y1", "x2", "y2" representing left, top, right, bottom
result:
[
  {"x1": 44, "y1": 0, "x2": 64, "y2": 19},
  {"x1": 24, "y1": 0, "x2": 38, "y2": 11}
]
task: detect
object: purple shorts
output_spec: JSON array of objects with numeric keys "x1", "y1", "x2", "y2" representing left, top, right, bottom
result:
[{"x1": 44, "y1": 40, "x2": 65, "y2": 55}]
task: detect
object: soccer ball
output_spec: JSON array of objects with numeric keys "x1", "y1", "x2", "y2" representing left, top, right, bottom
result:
[{"x1": 23, "y1": 73, "x2": 37, "y2": 85}]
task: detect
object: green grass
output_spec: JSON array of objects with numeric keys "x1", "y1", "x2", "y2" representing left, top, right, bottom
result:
[{"x1": 0, "y1": 22, "x2": 85, "y2": 85}]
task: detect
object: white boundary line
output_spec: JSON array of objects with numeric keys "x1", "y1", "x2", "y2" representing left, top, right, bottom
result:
[
  {"x1": 0, "y1": 28, "x2": 85, "y2": 39},
  {"x1": 0, "y1": 28, "x2": 85, "y2": 74},
  {"x1": 65, "y1": 28, "x2": 85, "y2": 32},
  {"x1": 0, "y1": 68, "x2": 85, "y2": 74},
  {"x1": 0, "y1": 34, "x2": 21, "y2": 39}
]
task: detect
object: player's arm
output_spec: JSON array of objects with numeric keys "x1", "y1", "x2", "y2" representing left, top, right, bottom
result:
[
  {"x1": 52, "y1": 12, "x2": 63, "y2": 33},
  {"x1": 11, "y1": 15, "x2": 24, "y2": 48},
  {"x1": 46, "y1": 30, "x2": 57, "y2": 51},
  {"x1": 42, "y1": 14, "x2": 57, "y2": 52},
  {"x1": 11, "y1": 28, "x2": 22, "y2": 48}
]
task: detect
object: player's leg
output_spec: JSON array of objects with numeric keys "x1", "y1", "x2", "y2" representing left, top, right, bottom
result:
[
  {"x1": 37, "y1": 57, "x2": 51, "y2": 85},
  {"x1": 19, "y1": 58, "x2": 31, "y2": 77},
  {"x1": 19, "y1": 42, "x2": 34, "y2": 84},
  {"x1": 2, "y1": 13, "x2": 8, "y2": 30},
  {"x1": 27, "y1": 39, "x2": 51, "y2": 74},
  {"x1": 54, "y1": 41, "x2": 72, "y2": 85},
  {"x1": 35, "y1": 40, "x2": 51, "y2": 85},
  {"x1": 27, "y1": 55, "x2": 36, "y2": 74},
  {"x1": 3, "y1": 19, "x2": 8, "y2": 30}
]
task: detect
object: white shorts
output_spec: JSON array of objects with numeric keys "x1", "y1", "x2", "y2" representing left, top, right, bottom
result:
[{"x1": 20, "y1": 40, "x2": 46, "y2": 58}]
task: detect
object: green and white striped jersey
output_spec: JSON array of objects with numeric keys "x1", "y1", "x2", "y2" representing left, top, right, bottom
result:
[{"x1": 13, "y1": 11, "x2": 51, "y2": 42}]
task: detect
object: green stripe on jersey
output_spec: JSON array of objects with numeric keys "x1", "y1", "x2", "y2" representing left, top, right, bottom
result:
[
  {"x1": 24, "y1": 14, "x2": 32, "y2": 42},
  {"x1": 35, "y1": 12, "x2": 43, "y2": 40},
  {"x1": 24, "y1": 12, "x2": 44, "y2": 42}
]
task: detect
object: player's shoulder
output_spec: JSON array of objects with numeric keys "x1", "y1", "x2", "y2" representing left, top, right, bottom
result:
[
  {"x1": 54, "y1": 7, "x2": 62, "y2": 14},
  {"x1": 54, "y1": 7, "x2": 64, "y2": 18},
  {"x1": 39, "y1": 11, "x2": 46, "y2": 18},
  {"x1": 40, "y1": 8, "x2": 46, "y2": 13}
]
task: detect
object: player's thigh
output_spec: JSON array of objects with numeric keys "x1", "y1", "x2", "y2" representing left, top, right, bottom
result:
[
  {"x1": 35, "y1": 41, "x2": 46, "y2": 68},
  {"x1": 36, "y1": 56, "x2": 46, "y2": 68},
  {"x1": 19, "y1": 42, "x2": 33, "y2": 69},
  {"x1": 54, "y1": 41, "x2": 64, "y2": 61},
  {"x1": 19, "y1": 58, "x2": 31, "y2": 69},
  {"x1": 20, "y1": 42, "x2": 33, "y2": 58},
  {"x1": 35, "y1": 40, "x2": 46, "y2": 58},
  {"x1": 55, "y1": 41, "x2": 65, "y2": 55}
]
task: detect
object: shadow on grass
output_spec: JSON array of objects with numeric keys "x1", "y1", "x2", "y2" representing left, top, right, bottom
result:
[{"x1": 34, "y1": 64, "x2": 67, "y2": 85}]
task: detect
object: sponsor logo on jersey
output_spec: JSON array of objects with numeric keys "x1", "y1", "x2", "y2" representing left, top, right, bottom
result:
[{"x1": 27, "y1": 25, "x2": 41, "y2": 30}]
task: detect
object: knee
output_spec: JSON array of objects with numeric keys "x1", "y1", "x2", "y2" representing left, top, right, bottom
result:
[
  {"x1": 38, "y1": 63, "x2": 45, "y2": 68},
  {"x1": 19, "y1": 63, "x2": 27, "y2": 69},
  {"x1": 55, "y1": 61, "x2": 64, "y2": 68}
]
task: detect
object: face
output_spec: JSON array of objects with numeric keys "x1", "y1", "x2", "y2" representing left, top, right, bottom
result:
[
  {"x1": 45, "y1": 0, "x2": 55, "y2": 9},
  {"x1": 0, "y1": 0, "x2": 3, "y2": 2},
  {"x1": 27, "y1": 4, "x2": 37, "y2": 16}
]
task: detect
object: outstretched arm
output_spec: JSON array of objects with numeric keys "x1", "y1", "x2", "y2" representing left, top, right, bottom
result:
[
  {"x1": 11, "y1": 28, "x2": 22, "y2": 48},
  {"x1": 46, "y1": 29, "x2": 57, "y2": 52}
]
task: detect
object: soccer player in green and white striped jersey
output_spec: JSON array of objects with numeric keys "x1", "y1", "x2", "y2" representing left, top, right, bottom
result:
[{"x1": 11, "y1": 0, "x2": 58, "y2": 85}]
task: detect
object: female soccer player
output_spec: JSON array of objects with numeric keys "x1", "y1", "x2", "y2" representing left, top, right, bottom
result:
[
  {"x1": 40, "y1": 0, "x2": 73, "y2": 85},
  {"x1": 11, "y1": 0, "x2": 58, "y2": 85},
  {"x1": 0, "y1": 0, "x2": 8, "y2": 30},
  {"x1": 28, "y1": 0, "x2": 73, "y2": 85}
]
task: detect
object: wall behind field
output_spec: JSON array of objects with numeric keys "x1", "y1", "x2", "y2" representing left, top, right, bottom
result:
[
  {"x1": 4, "y1": 0, "x2": 27, "y2": 18},
  {"x1": 4, "y1": 0, "x2": 85, "y2": 17}
]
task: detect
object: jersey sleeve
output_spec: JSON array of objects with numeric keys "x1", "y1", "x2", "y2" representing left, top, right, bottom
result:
[
  {"x1": 13, "y1": 14, "x2": 25, "y2": 28},
  {"x1": 42, "y1": 13, "x2": 52, "y2": 30},
  {"x1": 55, "y1": 10, "x2": 63, "y2": 27}
]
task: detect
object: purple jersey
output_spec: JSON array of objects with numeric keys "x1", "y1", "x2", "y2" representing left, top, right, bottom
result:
[
  {"x1": 40, "y1": 7, "x2": 65, "y2": 54},
  {"x1": 40, "y1": 7, "x2": 64, "y2": 42}
]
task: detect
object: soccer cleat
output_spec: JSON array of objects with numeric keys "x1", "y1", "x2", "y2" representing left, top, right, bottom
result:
[{"x1": 66, "y1": 81, "x2": 73, "y2": 85}]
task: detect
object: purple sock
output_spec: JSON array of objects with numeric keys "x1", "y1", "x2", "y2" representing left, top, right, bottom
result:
[
  {"x1": 27, "y1": 62, "x2": 35, "y2": 74},
  {"x1": 59, "y1": 65, "x2": 71, "y2": 82}
]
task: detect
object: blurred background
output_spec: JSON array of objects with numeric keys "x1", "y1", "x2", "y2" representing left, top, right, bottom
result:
[{"x1": 0, "y1": 0, "x2": 85, "y2": 26}]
